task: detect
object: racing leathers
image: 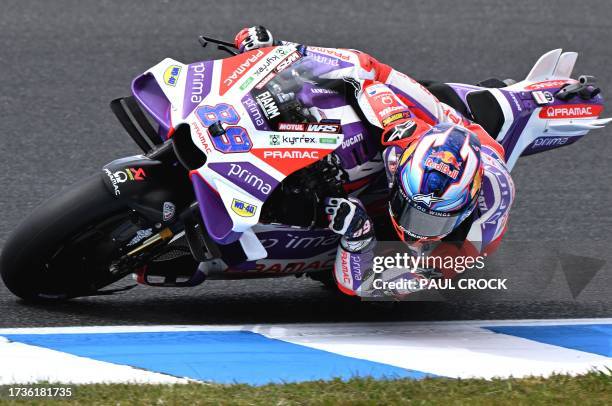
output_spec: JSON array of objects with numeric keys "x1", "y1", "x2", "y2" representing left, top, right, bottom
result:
[{"x1": 234, "y1": 28, "x2": 515, "y2": 297}]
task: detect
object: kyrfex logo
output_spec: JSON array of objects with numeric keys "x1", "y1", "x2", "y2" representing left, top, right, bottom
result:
[{"x1": 539, "y1": 104, "x2": 603, "y2": 119}]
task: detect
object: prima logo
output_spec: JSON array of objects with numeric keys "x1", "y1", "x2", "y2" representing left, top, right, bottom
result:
[
  {"x1": 242, "y1": 94, "x2": 267, "y2": 129},
  {"x1": 189, "y1": 62, "x2": 206, "y2": 103},
  {"x1": 228, "y1": 163, "x2": 272, "y2": 196}
]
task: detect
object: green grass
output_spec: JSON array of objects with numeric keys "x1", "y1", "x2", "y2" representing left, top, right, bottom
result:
[{"x1": 1, "y1": 371, "x2": 610, "y2": 405}]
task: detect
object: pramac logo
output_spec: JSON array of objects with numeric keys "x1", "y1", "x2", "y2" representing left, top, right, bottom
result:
[
  {"x1": 539, "y1": 104, "x2": 603, "y2": 119},
  {"x1": 220, "y1": 48, "x2": 273, "y2": 96}
]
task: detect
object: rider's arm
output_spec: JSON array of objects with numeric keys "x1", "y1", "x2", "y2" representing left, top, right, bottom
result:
[
  {"x1": 357, "y1": 81, "x2": 433, "y2": 148},
  {"x1": 324, "y1": 197, "x2": 376, "y2": 296}
]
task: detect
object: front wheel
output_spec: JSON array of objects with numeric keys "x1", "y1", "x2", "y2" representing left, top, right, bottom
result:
[{"x1": 1, "y1": 174, "x2": 144, "y2": 301}]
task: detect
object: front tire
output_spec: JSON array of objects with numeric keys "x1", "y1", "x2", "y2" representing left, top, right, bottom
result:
[{"x1": 0, "y1": 174, "x2": 128, "y2": 301}]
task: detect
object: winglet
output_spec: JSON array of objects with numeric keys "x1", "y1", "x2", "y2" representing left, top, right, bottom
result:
[{"x1": 525, "y1": 49, "x2": 563, "y2": 82}]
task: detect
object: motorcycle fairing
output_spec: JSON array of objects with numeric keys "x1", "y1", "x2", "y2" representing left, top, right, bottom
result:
[
  {"x1": 101, "y1": 155, "x2": 193, "y2": 223},
  {"x1": 447, "y1": 49, "x2": 611, "y2": 171},
  {"x1": 132, "y1": 58, "x2": 191, "y2": 133},
  {"x1": 175, "y1": 46, "x2": 353, "y2": 247}
]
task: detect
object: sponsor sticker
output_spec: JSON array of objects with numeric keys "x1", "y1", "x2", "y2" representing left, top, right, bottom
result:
[
  {"x1": 231, "y1": 198, "x2": 257, "y2": 217},
  {"x1": 532, "y1": 91, "x2": 554, "y2": 105},
  {"x1": 239, "y1": 76, "x2": 254, "y2": 91},
  {"x1": 341, "y1": 132, "x2": 363, "y2": 149},
  {"x1": 208, "y1": 162, "x2": 278, "y2": 201},
  {"x1": 382, "y1": 112, "x2": 409, "y2": 127},
  {"x1": 525, "y1": 80, "x2": 572, "y2": 91},
  {"x1": 163, "y1": 201, "x2": 176, "y2": 221},
  {"x1": 319, "y1": 137, "x2": 337, "y2": 144},
  {"x1": 256, "y1": 90, "x2": 280, "y2": 120},
  {"x1": 269, "y1": 134, "x2": 280, "y2": 146},
  {"x1": 163, "y1": 65, "x2": 181, "y2": 87},
  {"x1": 539, "y1": 104, "x2": 603, "y2": 119},
  {"x1": 425, "y1": 151, "x2": 460, "y2": 179},
  {"x1": 103, "y1": 167, "x2": 146, "y2": 196}
]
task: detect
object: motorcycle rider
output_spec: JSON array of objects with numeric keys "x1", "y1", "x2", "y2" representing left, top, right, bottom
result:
[{"x1": 235, "y1": 26, "x2": 514, "y2": 297}]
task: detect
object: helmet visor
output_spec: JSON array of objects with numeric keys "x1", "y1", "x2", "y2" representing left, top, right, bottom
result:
[{"x1": 389, "y1": 188, "x2": 463, "y2": 239}]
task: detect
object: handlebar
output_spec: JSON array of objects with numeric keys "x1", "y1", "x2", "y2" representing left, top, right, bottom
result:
[{"x1": 198, "y1": 35, "x2": 238, "y2": 56}]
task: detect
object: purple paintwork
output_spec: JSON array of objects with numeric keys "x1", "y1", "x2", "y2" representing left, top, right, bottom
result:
[
  {"x1": 298, "y1": 83, "x2": 347, "y2": 110},
  {"x1": 446, "y1": 83, "x2": 482, "y2": 114},
  {"x1": 132, "y1": 73, "x2": 172, "y2": 131},
  {"x1": 257, "y1": 229, "x2": 340, "y2": 259},
  {"x1": 522, "y1": 136, "x2": 581, "y2": 156},
  {"x1": 306, "y1": 49, "x2": 354, "y2": 76},
  {"x1": 333, "y1": 122, "x2": 377, "y2": 169},
  {"x1": 208, "y1": 161, "x2": 279, "y2": 202},
  {"x1": 478, "y1": 151, "x2": 514, "y2": 246},
  {"x1": 182, "y1": 61, "x2": 214, "y2": 118},
  {"x1": 241, "y1": 93, "x2": 272, "y2": 131},
  {"x1": 191, "y1": 173, "x2": 241, "y2": 244},
  {"x1": 388, "y1": 84, "x2": 437, "y2": 122}
]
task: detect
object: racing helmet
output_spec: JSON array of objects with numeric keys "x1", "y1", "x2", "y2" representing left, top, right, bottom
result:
[{"x1": 389, "y1": 123, "x2": 483, "y2": 241}]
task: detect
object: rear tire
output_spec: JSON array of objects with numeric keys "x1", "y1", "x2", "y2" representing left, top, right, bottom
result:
[{"x1": 0, "y1": 174, "x2": 127, "y2": 301}]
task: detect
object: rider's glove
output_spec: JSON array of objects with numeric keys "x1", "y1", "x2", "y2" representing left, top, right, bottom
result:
[
  {"x1": 325, "y1": 197, "x2": 375, "y2": 253},
  {"x1": 234, "y1": 26, "x2": 274, "y2": 52}
]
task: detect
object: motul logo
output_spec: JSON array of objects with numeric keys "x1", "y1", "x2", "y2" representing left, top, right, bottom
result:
[
  {"x1": 263, "y1": 150, "x2": 320, "y2": 159},
  {"x1": 278, "y1": 123, "x2": 305, "y2": 131},
  {"x1": 539, "y1": 104, "x2": 603, "y2": 119}
]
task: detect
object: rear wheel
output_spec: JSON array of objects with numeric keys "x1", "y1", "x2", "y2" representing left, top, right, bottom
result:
[{"x1": 1, "y1": 174, "x2": 147, "y2": 301}]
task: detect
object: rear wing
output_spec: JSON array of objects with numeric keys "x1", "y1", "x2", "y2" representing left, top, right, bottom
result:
[{"x1": 483, "y1": 49, "x2": 611, "y2": 170}]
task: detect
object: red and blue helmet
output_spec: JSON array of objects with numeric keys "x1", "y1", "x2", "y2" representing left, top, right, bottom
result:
[{"x1": 389, "y1": 123, "x2": 483, "y2": 241}]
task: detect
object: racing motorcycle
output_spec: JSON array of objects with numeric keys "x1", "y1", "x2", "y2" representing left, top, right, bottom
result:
[{"x1": 1, "y1": 35, "x2": 609, "y2": 301}]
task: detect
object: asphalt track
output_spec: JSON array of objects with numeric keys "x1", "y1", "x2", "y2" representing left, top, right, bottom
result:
[{"x1": 0, "y1": 0, "x2": 611, "y2": 327}]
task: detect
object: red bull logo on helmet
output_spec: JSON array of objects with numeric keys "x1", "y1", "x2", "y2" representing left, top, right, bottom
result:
[{"x1": 426, "y1": 151, "x2": 461, "y2": 179}]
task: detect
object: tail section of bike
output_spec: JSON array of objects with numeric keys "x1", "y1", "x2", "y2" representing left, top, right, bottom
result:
[{"x1": 447, "y1": 49, "x2": 611, "y2": 171}]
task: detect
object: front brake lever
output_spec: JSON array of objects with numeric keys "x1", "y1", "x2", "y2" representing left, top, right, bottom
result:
[{"x1": 198, "y1": 35, "x2": 239, "y2": 56}]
